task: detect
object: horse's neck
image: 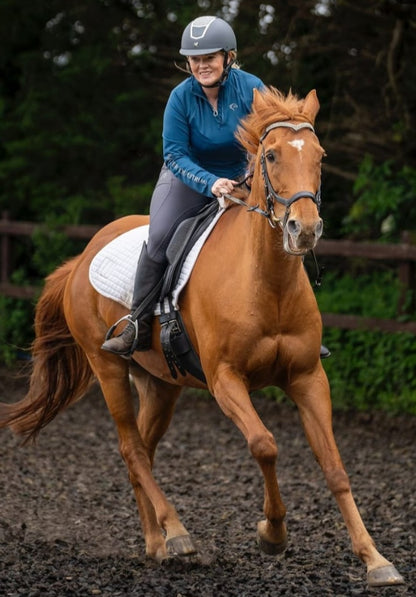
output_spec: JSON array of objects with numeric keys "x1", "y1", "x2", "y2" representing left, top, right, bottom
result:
[
  {"x1": 227, "y1": 198, "x2": 302, "y2": 298},
  {"x1": 244, "y1": 182, "x2": 301, "y2": 286},
  {"x1": 255, "y1": 219, "x2": 301, "y2": 292}
]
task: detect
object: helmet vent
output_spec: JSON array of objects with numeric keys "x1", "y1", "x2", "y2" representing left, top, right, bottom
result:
[{"x1": 190, "y1": 16, "x2": 216, "y2": 40}]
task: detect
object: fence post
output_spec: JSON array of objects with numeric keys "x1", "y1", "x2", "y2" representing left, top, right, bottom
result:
[
  {"x1": 1, "y1": 211, "x2": 10, "y2": 286},
  {"x1": 398, "y1": 230, "x2": 416, "y2": 316}
]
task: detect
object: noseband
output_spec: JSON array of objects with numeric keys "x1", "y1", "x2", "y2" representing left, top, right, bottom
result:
[{"x1": 260, "y1": 121, "x2": 322, "y2": 228}]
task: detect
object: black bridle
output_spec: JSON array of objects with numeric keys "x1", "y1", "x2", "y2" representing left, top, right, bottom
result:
[
  {"x1": 221, "y1": 119, "x2": 324, "y2": 279},
  {"x1": 259, "y1": 121, "x2": 322, "y2": 228},
  {"x1": 223, "y1": 120, "x2": 322, "y2": 229}
]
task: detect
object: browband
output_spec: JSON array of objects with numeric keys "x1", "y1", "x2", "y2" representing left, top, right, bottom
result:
[{"x1": 260, "y1": 121, "x2": 315, "y2": 142}]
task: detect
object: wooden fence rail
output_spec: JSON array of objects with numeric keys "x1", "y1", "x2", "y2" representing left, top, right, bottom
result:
[{"x1": 1, "y1": 211, "x2": 416, "y2": 334}]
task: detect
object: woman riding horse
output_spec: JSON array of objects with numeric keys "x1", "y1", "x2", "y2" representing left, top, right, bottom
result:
[
  {"x1": 102, "y1": 15, "x2": 265, "y2": 356},
  {"x1": 100, "y1": 16, "x2": 330, "y2": 359}
]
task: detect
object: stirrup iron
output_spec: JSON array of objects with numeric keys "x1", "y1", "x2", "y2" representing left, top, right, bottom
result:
[{"x1": 104, "y1": 314, "x2": 138, "y2": 344}]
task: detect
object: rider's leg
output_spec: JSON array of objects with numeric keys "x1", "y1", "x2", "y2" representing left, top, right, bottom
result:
[
  {"x1": 101, "y1": 165, "x2": 211, "y2": 356},
  {"x1": 320, "y1": 345, "x2": 331, "y2": 359},
  {"x1": 101, "y1": 243, "x2": 166, "y2": 354}
]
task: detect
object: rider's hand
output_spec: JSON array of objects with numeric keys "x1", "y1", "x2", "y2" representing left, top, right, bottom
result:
[{"x1": 211, "y1": 178, "x2": 237, "y2": 198}]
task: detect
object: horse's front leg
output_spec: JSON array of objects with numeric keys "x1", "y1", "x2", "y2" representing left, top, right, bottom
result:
[
  {"x1": 211, "y1": 368, "x2": 288, "y2": 554},
  {"x1": 290, "y1": 366, "x2": 404, "y2": 587}
]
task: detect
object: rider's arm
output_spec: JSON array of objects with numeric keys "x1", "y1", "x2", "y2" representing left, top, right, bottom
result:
[{"x1": 163, "y1": 90, "x2": 219, "y2": 197}]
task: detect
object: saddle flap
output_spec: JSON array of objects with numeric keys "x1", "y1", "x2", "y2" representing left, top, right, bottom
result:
[{"x1": 160, "y1": 202, "x2": 222, "y2": 302}]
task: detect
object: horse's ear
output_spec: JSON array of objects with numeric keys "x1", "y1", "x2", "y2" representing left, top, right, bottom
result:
[
  {"x1": 302, "y1": 90, "x2": 320, "y2": 123},
  {"x1": 252, "y1": 87, "x2": 266, "y2": 112}
]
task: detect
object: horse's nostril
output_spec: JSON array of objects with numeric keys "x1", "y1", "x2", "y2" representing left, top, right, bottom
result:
[
  {"x1": 287, "y1": 219, "x2": 301, "y2": 236},
  {"x1": 316, "y1": 218, "x2": 323, "y2": 238}
]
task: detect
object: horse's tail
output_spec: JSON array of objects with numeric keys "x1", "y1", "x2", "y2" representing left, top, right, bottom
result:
[{"x1": 0, "y1": 257, "x2": 94, "y2": 443}]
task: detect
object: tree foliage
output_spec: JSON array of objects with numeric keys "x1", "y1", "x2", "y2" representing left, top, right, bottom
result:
[
  {"x1": 1, "y1": 1, "x2": 415, "y2": 229},
  {"x1": 1, "y1": 1, "x2": 416, "y2": 397}
]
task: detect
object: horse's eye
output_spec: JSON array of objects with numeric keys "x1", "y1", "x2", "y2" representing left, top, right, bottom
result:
[{"x1": 265, "y1": 151, "x2": 275, "y2": 163}]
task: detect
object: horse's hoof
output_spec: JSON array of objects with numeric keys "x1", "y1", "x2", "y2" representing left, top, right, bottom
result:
[
  {"x1": 166, "y1": 534, "x2": 197, "y2": 557},
  {"x1": 367, "y1": 564, "x2": 405, "y2": 587},
  {"x1": 257, "y1": 532, "x2": 288, "y2": 555},
  {"x1": 160, "y1": 552, "x2": 202, "y2": 569},
  {"x1": 150, "y1": 547, "x2": 169, "y2": 565},
  {"x1": 256, "y1": 520, "x2": 288, "y2": 555},
  {"x1": 257, "y1": 535, "x2": 287, "y2": 556}
]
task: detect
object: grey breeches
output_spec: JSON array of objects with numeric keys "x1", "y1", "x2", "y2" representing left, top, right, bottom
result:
[{"x1": 146, "y1": 164, "x2": 215, "y2": 263}]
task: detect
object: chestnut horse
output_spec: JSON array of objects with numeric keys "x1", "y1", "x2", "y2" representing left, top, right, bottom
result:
[{"x1": 0, "y1": 88, "x2": 403, "y2": 587}]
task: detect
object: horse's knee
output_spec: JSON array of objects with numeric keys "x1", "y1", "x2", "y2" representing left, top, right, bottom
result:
[
  {"x1": 249, "y1": 431, "x2": 277, "y2": 464},
  {"x1": 325, "y1": 468, "x2": 350, "y2": 496},
  {"x1": 119, "y1": 438, "x2": 151, "y2": 477}
]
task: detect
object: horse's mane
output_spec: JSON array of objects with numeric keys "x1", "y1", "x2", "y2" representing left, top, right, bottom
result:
[{"x1": 236, "y1": 87, "x2": 314, "y2": 156}]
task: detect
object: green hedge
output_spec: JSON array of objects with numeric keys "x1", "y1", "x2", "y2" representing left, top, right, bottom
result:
[
  {"x1": 317, "y1": 270, "x2": 416, "y2": 414},
  {"x1": 321, "y1": 328, "x2": 416, "y2": 414}
]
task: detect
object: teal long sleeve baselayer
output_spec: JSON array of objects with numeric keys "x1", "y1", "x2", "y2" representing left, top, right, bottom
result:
[{"x1": 163, "y1": 68, "x2": 264, "y2": 197}]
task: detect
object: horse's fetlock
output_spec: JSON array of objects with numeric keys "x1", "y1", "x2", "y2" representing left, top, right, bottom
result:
[
  {"x1": 268, "y1": 514, "x2": 286, "y2": 528},
  {"x1": 352, "y1": 534, "x2": 377, "y2": 561},
  {"x1": 156, "y1": 503, "x2": 180, "y2": 532}
]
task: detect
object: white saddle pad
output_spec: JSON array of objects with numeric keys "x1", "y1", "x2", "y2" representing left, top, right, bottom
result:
[{"x1": 89, "y1": 209, "x2": 224, "y2": 311}]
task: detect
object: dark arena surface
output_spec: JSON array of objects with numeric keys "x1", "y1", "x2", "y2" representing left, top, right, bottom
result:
[{"x1": 0, "y1": 367, "x2": 414, "y2": 596}]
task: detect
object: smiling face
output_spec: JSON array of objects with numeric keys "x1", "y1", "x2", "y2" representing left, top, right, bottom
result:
[{"x1": 187, "y1": 52, "x2": 226, "y2": 87}]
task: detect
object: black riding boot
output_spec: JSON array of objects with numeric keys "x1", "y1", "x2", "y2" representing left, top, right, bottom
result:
[
  {"x1": 101, "y1": 243, "x2": 166, "y2": 356},
  {"x1": 320, "y1": 344, "x2": 331, "y2": 359}
]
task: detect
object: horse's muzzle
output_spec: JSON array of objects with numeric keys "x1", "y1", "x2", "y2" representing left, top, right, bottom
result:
[{"x1": 283, "y1": 216, "x2": 323, "y2": 255}]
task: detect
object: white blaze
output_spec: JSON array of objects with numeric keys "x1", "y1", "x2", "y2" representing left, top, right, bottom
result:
[{"x1": 288, "y1": 139, "x2": 304, "y2": 152}]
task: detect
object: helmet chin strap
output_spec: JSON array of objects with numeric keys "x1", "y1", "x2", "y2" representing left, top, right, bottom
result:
[{"x1": 200, "y1": 53, "x2": 235, "y2": 88}]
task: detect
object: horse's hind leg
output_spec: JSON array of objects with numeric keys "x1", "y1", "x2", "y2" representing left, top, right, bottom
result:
[
  {"x1": 130, "y1": 366, "x2": 197, "y2": 561},
  {"x1": 291, "y1": 367, "x2": 404, "y2": 587},
  {"x1": 90, "y1": 355, "x2": 195, "y2": 562}
]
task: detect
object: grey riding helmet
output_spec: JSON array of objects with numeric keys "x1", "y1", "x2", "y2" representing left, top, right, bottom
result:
[{"x1": 179, "y1": 16, "x2": 237, "y2": 56}]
